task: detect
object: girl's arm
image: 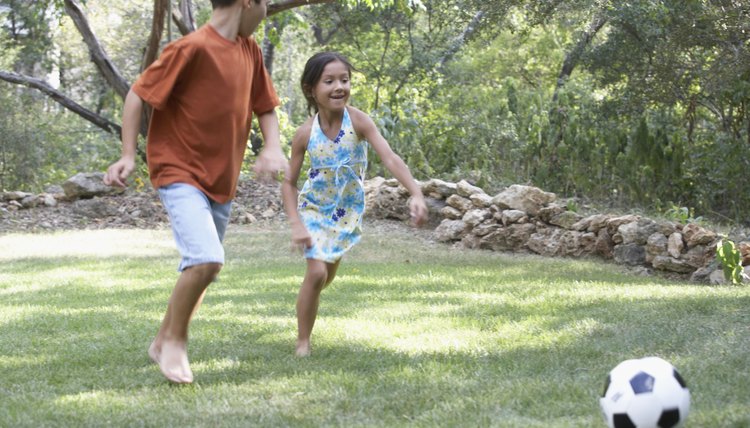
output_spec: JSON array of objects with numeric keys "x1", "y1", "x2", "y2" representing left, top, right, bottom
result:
[
  {"x1": 350, "y1": 108, "x2": 428, "y2": 226},
  {"x1": 281, "y1": 121, "x2": 313, "y2": 249}
]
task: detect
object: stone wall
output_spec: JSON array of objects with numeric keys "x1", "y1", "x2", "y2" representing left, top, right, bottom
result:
[{"x1": 364, "y1": 177, "x2": 750, "y2": 285}]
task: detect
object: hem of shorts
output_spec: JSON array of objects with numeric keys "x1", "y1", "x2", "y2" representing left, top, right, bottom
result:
[{"x1": 178, "y1": 258, "x2": 225, "y2": 272}]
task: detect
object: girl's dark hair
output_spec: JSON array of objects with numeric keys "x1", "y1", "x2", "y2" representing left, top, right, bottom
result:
[{"x1": 300, "y1": 52, "x2": 355, "y2": 114}]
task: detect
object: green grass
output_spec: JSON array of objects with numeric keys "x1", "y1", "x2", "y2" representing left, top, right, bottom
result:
[{"x1": 0, "y1": 224, "x2": 748, "y2": 427}]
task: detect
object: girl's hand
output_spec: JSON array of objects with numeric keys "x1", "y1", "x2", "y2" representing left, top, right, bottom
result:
[
  {"x1": 409, "y1": 196, "x2": 428, "y2": 227},
  {"x1": 291, "y1": 222, "x2": 313, "y2": 253}
]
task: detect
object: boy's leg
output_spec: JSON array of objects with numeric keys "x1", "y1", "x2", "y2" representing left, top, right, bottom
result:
[
  {"x1": 152, "y1": 183, "x2": 232, "y2": 383},
  {"x1": 296, "y1": 259, "x2": 340, "y2": 356}
]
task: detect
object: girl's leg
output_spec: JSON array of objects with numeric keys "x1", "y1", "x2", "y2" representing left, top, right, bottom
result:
[{"x1": 296, "y1": 258, "x2": 341, "y2": 356}]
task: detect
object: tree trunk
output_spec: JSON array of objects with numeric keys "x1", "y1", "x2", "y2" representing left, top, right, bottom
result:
[
  {"x1": 63, "y1": 0, "x2": 130, "y2": 100},
  {"x1": 143, "y1": 0, "x2": 170, "y2": 71}
]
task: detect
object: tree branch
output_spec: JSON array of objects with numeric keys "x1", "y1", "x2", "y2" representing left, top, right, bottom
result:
[
  {"x1": 439, "y1": 10, "x2": 485, "y2": 69},
  {"x1": 552, "y1": 13, "x2": 608, "y2": 103},
  {"x1": 173, "y1": 0, "x2": 196, "y2": 36},
  {"x1": 0, "y1": 71, "x2": 122, "y2": 137},
  {"x1": 143, "y1": 0, "x2": 170, "y2": 70},
  {"x1": 63, "y1": 0, "x2": 130, "y2": 100},
  {"x1": 268, "y1": 0, "x2": 335, "y2": 16}
]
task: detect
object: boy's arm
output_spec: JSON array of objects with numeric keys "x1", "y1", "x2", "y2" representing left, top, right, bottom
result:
[
  {"x1": 254, "y1": 110, "x2": 290, "y2": 180},
  {"x1": 351, "y1": 108, "x2": 428, "y2": 226},
  {"x1": 104, "y1": 89, "x2": 143, "y2": 187}
]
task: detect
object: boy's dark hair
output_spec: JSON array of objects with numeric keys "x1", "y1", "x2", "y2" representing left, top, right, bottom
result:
[
  {"x1": 211, "y1": 0, "x2": 261, "y2": 9},
  {"x1": 300, "y1": 52, "x2": 355, "y2": 114}
]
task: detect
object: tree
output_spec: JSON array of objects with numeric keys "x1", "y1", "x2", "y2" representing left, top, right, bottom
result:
[{"x1": 0, "y1": 0, "x2": 401, "y2": 139}]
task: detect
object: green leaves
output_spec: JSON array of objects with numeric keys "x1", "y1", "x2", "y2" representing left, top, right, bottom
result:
[{"x1": 716, "y1": 239, "x2": 745, "y2": 285}]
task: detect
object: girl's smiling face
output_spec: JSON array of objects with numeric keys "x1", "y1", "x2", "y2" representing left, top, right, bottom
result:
[{"x1": 311, "y1": 60, "x2": 351, "y2": 112}]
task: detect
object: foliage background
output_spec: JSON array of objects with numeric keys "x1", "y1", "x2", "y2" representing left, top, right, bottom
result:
[{"x1": 1, "y1": 0, "x2": 748, "y2": 225}]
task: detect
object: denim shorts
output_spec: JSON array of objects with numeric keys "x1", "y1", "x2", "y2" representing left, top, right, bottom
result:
[{"x1": 158, "y1": 183, "x2": 232, "y2": 271}]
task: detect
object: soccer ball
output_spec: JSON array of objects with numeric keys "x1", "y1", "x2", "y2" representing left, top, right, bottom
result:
[{"x1": 600, "y1": 357, "x2": 690, "y2": 428}]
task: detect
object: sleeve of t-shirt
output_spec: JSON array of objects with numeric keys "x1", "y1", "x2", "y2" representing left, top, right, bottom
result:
[
  {"x1": 131, "y1": 42, "x2": 191, "y2": 111},
  {"x1": 248, "y1": 39, "x2": 280, "y2": 116}
]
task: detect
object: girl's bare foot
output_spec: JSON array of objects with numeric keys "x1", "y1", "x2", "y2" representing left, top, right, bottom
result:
[
  {"x1": 295, "y1": 340, "x2": 311, "y2": 357},
  {"x1": 158, "y1": 340, "x2": 193, "y2": 384}
]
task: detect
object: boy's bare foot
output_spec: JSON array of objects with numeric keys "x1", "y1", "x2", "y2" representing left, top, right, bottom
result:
[
  {"x1": 295, "y1": 340, "x2": 311, "y2": 357},
  {"x1": 148, "y1": 340, "x2": 161, "y2": 364},
  {"x1": 158, "y1": 340, "x2": 193, "y2": 384}
]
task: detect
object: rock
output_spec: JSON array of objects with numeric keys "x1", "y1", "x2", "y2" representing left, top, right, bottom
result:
[
  {"x1": 651, "y1": 256, "x2": 695, "y2": 273},
  {"x1": 72, "y1": 198, "x2": 118, "y2": 218},
  {"x1": 605, "y1": 215, "x2": 640, "y2": 235},
  {"x1": 683, "y1": 245, "x2": 711, "y2": 268},
  {"x1": 424, "y1": 197, "x2": 447, "y2": 227},
  {"x1": 445, "y1": 194, "x2": 474, "y2": 213},
  {"x1": 472, "y1": 222, "x2": 501, "y2": 237},
  {"x1": 740, "y1": 242, "x2": 750, "y2": 266},
  {"x1": 434, "y1": 219, "x2": 467, "y2": 242},
  {"x1": 586, "y1": 214, "x2": 612, "y2": 233},
  {"x1": 618, "y1": 218, "x2": 660, "y2": 245},
  {"x1": 501, "y1": 209, "x2": 527, "y2": 226},
  {"x1": 2, "y1": 191, "x2": 32, "y2": 201},
  {"x1": 366, "y1": 184, "x2": 410, "y2": 220},
  {"x1": 42, "y1": 194, "x2": 58, "y2": 207},
  {"x1": 440, "y1": 206, "x2": 463, "y2": 220},
  {"x1": 469, "y1": 193, "x2": 493, "y2": 208},
  {"x1": 20, "y1": 195, "x2": 41, "y2": 209},
  {"x1": 462, "y1": 209, "x2": 491, "y2": 227},
  {"x1": 537, "y1": 204, "x2": 565, "y2": 223},
  {"x1": 527, "y1": 228, "x2": 565, "y2": 257},
  {"x1": 580, "y1": 232, "x2": 597, "y2": 255},
  {"x1": 690, "y1": 262, "x2": 718, "y2": 283},
  {"x1": 480, "y1": 223, "x2": 536, "y2": 252},
  {"x1": 709, "y1": 269, "x2": 727, "y2": 285},
  {"x1": 491, "y1": 185, "x2": 556, "y2": 216},
  {"x1": 682, "y1": 223, "x2": 717, "y2": 248},
  {"x1": 613, "y1": 243, "x2": 646, "y2": 266},
  {"x1": 63, "y1": 172, "x2": 125, "y2": 199},
  {"x1": 645, "y1": 233, "x2": 668, "y2": 262},
  {"x1": 549, "y1": 211, "x2": 584, "y2": 230},
  {"x1": 667, "y1": 232, "x2": 684, "y2": 258},
  {"x1": 421, "y1": 178, "x2": 457, "y2": 199},
  {"x1": 595, "y1": 229, "x2": 615, "y2": 259},
  {"x1": 456, "y1": 179, "x2": 485, "y2": 197}
]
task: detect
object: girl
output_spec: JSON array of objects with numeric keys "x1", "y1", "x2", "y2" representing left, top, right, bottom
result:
[{"x1": 281, "y1": 52, "x2": 428, "y2": 357}]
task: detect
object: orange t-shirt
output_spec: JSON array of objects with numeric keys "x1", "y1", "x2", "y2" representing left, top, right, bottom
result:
[{"x1": 132, "y1": 25, "x2": 280, "y2": 203}]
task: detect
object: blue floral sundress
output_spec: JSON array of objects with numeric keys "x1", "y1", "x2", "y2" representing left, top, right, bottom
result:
[{"x1": 298, "y1": 107, "x2": 368, "y2": 263}]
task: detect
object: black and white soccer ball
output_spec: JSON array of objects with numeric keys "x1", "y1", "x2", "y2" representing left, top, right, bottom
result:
[{"x1": 600, "y1": 356, "x2": 690, "y2": 428}]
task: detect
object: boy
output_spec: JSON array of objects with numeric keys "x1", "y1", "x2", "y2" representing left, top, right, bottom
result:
[{"x1": 104, "y1": 0, "x2": 287, "y2": 384}]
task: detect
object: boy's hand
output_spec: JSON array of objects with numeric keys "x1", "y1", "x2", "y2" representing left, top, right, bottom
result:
[
  {"x1": 254, "y1": 148, "x2": 289, "y2": 183},
  {"x1": 104, "y1": 157, "x2": 136, "y2": 188},
  {"x1": 409, "y1": 196, "x2": 428, "y2": 227}
]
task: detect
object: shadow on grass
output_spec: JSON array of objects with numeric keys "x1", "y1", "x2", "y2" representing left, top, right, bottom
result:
[
  {"x1": 1, "y1": 267, "x2": 748, "y2": 426},
  {"x1": 1, "y1": 228, "x2": 748, "y2": 427}
]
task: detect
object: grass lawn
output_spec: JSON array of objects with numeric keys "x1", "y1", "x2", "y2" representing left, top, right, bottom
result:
[{"x1": 0, "y1": 222, "x2": 748, "y2": 427}]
